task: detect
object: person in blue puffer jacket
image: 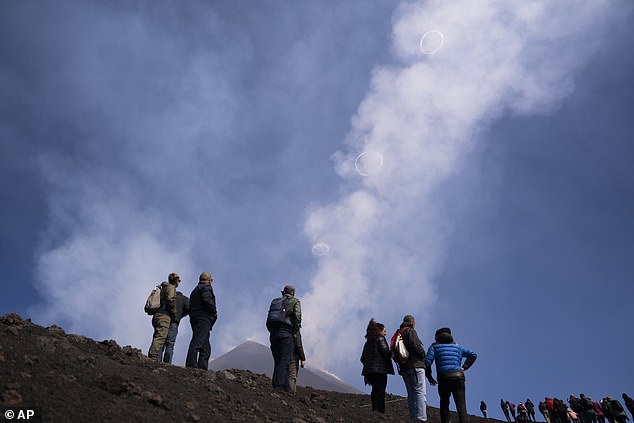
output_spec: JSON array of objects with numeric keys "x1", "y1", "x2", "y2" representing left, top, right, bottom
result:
[{"x1": 425, "y1": 327, "x2": 477, "y2": 423}]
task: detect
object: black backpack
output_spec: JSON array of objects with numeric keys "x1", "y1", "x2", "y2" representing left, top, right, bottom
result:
[{"x1": 266, "y1": 297, "x2": 293, "y2": 331}]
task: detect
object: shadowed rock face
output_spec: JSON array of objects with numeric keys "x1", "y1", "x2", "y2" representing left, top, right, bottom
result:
[
  {"x1": 0, "y1": 313, "x2": 492, "y2": 422},
  {"x1": 210, "y1": 340, "x2": 363, "y2": 394}
]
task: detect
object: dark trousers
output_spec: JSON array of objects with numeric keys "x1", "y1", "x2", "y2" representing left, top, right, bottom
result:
[
  {"x1": 270, "y1": 330, "x2": 294, "y2": 392},
  {"x1": 161, "y1": 321, "x2": 179, "y2": 364},
  {"x1": 366, "y1": 373, "x2": 388, "y2": 413},
  {"x1": 528, "y1": 411, "x2": 536, "y2": 422},
  {"x1": 186, "y1": 317, "x2": 212, "y2": 369},
  {"x1": 439, "y1": 377, "x2": 468, "y2": 423}
]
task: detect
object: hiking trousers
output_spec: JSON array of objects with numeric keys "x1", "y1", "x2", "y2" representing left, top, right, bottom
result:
[
  {"x1": 186, "y1": 317, "x2": 213, "y2": 369},
  {"x1": 161, "y1": 321, "x2": 180, "y2": 364},
  {"x1": 366, "y1": 373, "x2": 388, "y2": 413},
  {"x1": 148, "y1": 313, "x2": 171, "y2": 360},
  {"x1": 270, "y1": 329, "x2": 294, "y2": 392},
  {"x1": 402, "y1": 368, "x2": 427, "y2": 421},
  {"x1": 438, "y1": 377, "x2": 469, "y2": 423}
]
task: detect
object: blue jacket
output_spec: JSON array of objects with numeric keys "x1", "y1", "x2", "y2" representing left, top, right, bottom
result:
[{"x1": 425, "y1": 341, "x2": 477, "y2": 377}]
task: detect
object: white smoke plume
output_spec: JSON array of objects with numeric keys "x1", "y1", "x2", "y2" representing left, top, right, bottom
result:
[{"x1": 301, "y1": 0, "x2": 615, "y2": 373}]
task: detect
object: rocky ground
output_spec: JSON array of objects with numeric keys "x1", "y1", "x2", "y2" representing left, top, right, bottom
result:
[{"x1": 0, "y1": 313, "x2": 495, "y2": 423}]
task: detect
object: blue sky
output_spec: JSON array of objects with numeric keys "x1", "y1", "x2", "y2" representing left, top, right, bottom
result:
[{"x1": 1, "y1": 0, "x2": 633, "y2": 416}]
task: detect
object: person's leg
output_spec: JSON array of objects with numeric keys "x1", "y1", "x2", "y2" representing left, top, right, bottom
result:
[
  {"x1": 411, "y1": 368, "x2": 427, "y2": 421},
  {"x1": 162, "y1": 321, "x2": 179, "y2": 363},
  {"x1": 402, "y1": 371, "x2": 417, "y2": 419},
  {"x1": 366, "y1": 374, "x2": 379, "y2": 411},
  {"x1": 197, "y1": 320, "x2": 212, "y2": 370},
  {"x1": 451, "y1": 378, "x2": 469, "y2": 423},
  {"x1": 288, "y1": 353, "x2": 298, "y2": 394},
  {"x1": 272, "y1": 332, "x2": 293, "y2": 391},
  {"x1": 186, "y1": 318, "x2": 204, "y2": 367},
  {"x1": 148, "y1": 314, "x2": 170, "y2": 360},
  {"x1": 375, "y1": 374, "x2": 388, "y2": 413},
  {"x1": 438, "y1": 379, "x2": 452, "y2": 423}
]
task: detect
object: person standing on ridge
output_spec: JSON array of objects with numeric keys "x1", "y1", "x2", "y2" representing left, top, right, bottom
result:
[
  {"x1": 526, "y1": 399, "x2": 536, "y2": 422},
  {"x1": 148, "y1": 272, "x2": 179, "y2": 360},
  {"x1": 508, "y1": 401, "x2": 517, "y2": 421},
  {"x1": 361, "y1": 319, "x2": 394, "y2": 413},
  {"x1": 161, "y1": 287, "x2": 189, "y2": 364},
  {"x1": 539, "y1": 400, "x2": 551, "y2": 423},
  {"x1": 392, "y1": 315, "x2": 429, "y2": 422},
  {"x1": 266, "y1": 284, "x2": 301, "y2": 392},
  {"x1": 185, "y1": 272, "x2": 217, "y2": 370},
  {"x1": 502, "y1": 400, "x2": 512, "y2": 422},
  {"x1": 425, "y1": 327, "x2": 477, "y2": 423},
  {"x1": 480, "y1": 401, "x2": 488, "y2": 419}
]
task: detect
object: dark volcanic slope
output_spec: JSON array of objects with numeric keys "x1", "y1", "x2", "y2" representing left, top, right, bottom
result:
[{"x1": 0, "y1": 313, "x2": 495, "y2": 423}]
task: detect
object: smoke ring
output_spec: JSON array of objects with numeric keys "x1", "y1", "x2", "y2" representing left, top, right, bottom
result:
[
  {"x1": 419, "y1": 30, "x2": 444, "y2": 55},
  {"x1": 354, "y1": 151, "x2": 384, "y2": 176}
]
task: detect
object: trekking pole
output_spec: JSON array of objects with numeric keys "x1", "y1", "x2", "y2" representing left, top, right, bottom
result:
[{"x1": 359, "y1": 398, "x2": 407, "y2": 407}]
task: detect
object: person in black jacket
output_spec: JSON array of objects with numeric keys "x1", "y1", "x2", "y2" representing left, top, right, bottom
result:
[
  {"x1": 361, "y1": 319, "x2": 394, "y2": 413},
  {"x1": 161, "y1": 290, "x2": 190, "y2": 364},
  {"x1": 185, "y1": 272, "x2": 217, "y2": 370},
  {"x1": 480, "y1": 401, "x2": 488, "y2": 419},
  {"x1": 393, "y1": 314, "x2": 429, "y2": 421}
]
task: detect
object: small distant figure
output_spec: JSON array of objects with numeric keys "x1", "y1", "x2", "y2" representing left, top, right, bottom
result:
[
  {"x1": 161, "y1": 288, "x2": 189, "y2": 364},
  {"x1": 570, "y1": 395, "x2": 582, "y2": 418},
  {"x1": 554, "y1": 398, "x2": 569, "y2": 423},
  {"x1": 360, "y1": 319, "x2": 394, "y2": 413},
  {"x1": 601, "y1": 397, "x2": 616, "y2": 423},
  {"x1": 266, "y1": 284, "x2": 301, "y2": 392},
  {"x1": 480, "y1": 401, "x2": 488, "y2": 419},
  {"x1": 502, "y1": 399, "x2": 512, "y2": 422},
  {"x1": 508, "y1": 401, "x2": 517, "y2": 421},
  {"x1": 526, "y1": 399, "x2": 536, "y2": 422},
  {"x1": 606, "y1": 397, "x2": 629, "y2": 423},
  {"x1": 539, "y1": 400, "x2": 551, "y2": 423},
  {"x1": 518, "y1": 402, "x2": 528, "y2": 423},
  {"x1": 546, "y1": 397, "x2": 556, "y2": 423},
  {"x1": 623, "y1": 394, "x2": 634, "y2": 421},
  {"x1": 185, "y1": 272, "x2": 217, "y2": 370},
  {"x1": 425, "y1": 327, "x2": 477, "y2": 423},
  {"x1": 581, "y1": 394, "x2": 599, "y2": 423},
  {"x1": 392, "y1": 315, "x2": 428, "y2": 422},
  {"x1": 594, "y1": 400, "x2": 606, "y2": 423},
  {"x1": 288, "y1": 328, "x2": 306, "y2": 394},
  {"x1": 148, "y1": 273, "x2": 180, "y2": 360}
]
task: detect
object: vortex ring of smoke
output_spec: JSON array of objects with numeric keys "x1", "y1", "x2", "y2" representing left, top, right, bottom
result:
[
  {"x1": 354, "y1": 151, "x2": 384, "y2": 176},
  {"x1": 311, "y1": 242, "x2": 330, "y2": 256},
  {"x1": 419, "y1": 30, "x2": 444, "y2": 54}
]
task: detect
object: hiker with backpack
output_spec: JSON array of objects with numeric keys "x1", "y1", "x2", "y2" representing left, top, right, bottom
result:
[
  {"x1": 360, "y1": 319, "x2": 394, "y2": 413},
  {"x1": 185, "y1": 272, "x2": 217, "y2": 370},
  {"x1": 539, "y1": 401, "x2": 550, "y2": 423},
  {"x1": 147, "y1": 272, "x2": 180, "y2": 361},
  {"x1": 391, "y1": 315, "x2": 430, "y2": 422},
  {"x1": 266, "y1": 284, "x2": 301, "y2": 392},
  {"x1": 161, "y1": 289, "x2": 189, "y2": 364},
  {"x1": 580, "y1": 394, "x2": 598, "y2": 423},
  {"x1": 425, "y1": 327, "x2": 477, "y2": 423}
]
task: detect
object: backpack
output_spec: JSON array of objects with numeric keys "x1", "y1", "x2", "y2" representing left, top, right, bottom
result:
[
  {"x1": 390, "y1": 328, "x2": 410, "y2": 365},
  {"x1": 266, "y1": 297, "x2": 293, "y2": 331},
  {"x1": 144, "y1": 285, "x2": 162, "y2": 315}
]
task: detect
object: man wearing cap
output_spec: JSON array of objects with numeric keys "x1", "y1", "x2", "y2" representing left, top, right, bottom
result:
[
  {"x1": 425, "y1": 327, "x2": 477, "y2": 423},
  {"x1": 266, "y1": 284, "x2": 301, "y2": 392},
  {"x1": 148, "y1": 272, "x2": 180, "y2": 360},
  {"x1": 185, "y1": 272, "x2": 217, "y2": 370}
]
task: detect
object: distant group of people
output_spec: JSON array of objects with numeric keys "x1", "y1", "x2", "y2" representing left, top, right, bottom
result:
[
  {"x1": 498, "y1": 399, "x2": 537, "y2": 422},
  {"x1": 491, "y1": 394, "x2": 634, "y2": 423},
  {"x1": 147, "y1": 272, "x2": 217, "y2": 370},
  {"x1": 360, "y1": 315, "x2": 477, "y2": 422}
]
